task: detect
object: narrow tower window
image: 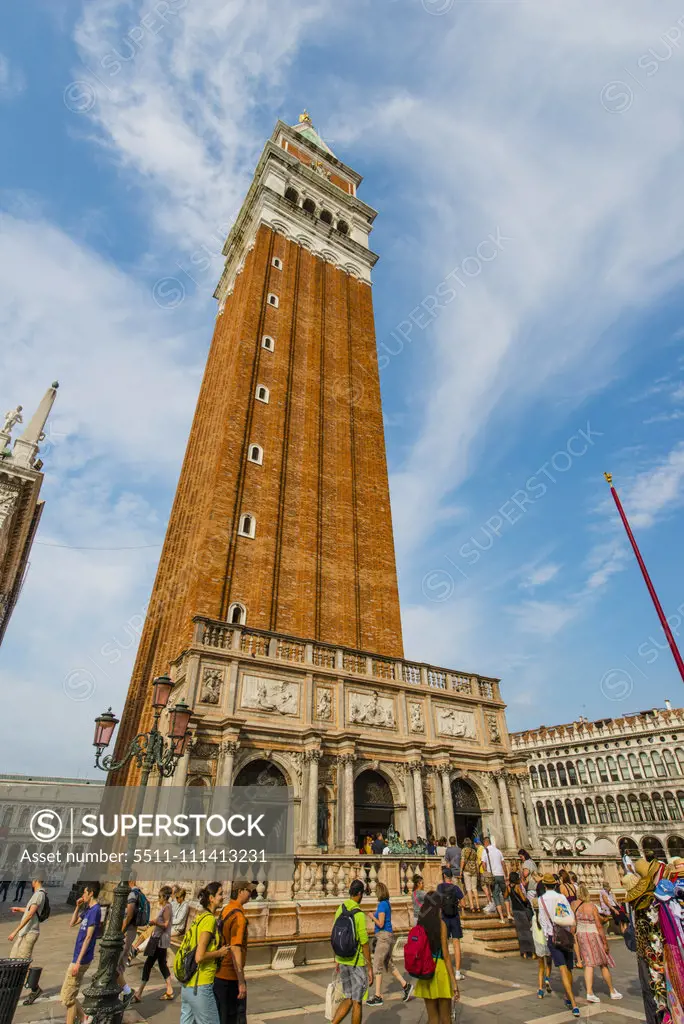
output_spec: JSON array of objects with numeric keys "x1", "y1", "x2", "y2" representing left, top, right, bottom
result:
[
  {"x1": 320, "y1": 210, "x2": 333, "y2": 225},
  {"x1": 256, "y1": 385, "x2": 269, "y2": 403},
  {"x1": 228, "y1": 603, "x2": 246, "y2": 625},
  {"x1": 284, "y1": 186, "x2": 299, "y2": 204},
  {"x1": 302, "y1": 198, "x2": 316, "y2": 215},
  {"x1": 248, "y1": 444, "x2": 263, "y2": 465},
  {"x1": 267, "y1": 293, "x2": 279, "y2": 307},
  {"x1": 272, "y1": 257, "x2": 283, "y2": 270},
  {"x1": 238, "y1": 514, "x2": 256, "y2": 538},
  {"x1": 337, "y1": 220, "x2": 349, "y2": 235},
  {"x1": 262, "y1": 336, "x2": 274, "y2": 351}
]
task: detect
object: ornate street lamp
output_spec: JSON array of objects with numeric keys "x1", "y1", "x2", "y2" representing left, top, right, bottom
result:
[{"x1": 83, "y1": 675, "x2": 192, "y2": 1024}]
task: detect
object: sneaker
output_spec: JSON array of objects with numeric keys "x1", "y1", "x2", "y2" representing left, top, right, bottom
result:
[
  {"x1": 537, "y1": 989, "x2": 544, "y2": 999},
  {"x1": 402, "y1": 983, "x2": 413, "y2": 1002},
  {"x1": 455, "y1": 971, "x2": 464, "y2": 980},
  {"x1": 572, "y1": 1008, "x2": 580, "y2": 1017},
  {"x1": 586, "y1": 994, "x2": 600, "y2": 1003},
  {"x1": 545, "y1": 978, "x2": 552, "y2": 994},
  {"x1": 366, "y1": 996, "x2": 383, "y2": 1006},
  {"x1": 610, "y1": 991, "x2": 623, "y2": 1000}
]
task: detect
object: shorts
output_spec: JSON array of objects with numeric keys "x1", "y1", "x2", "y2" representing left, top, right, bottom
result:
[
  {"x1": 338, "y1": 964, "x2": 368, "y2": 1003},
  {"x1": 548, "y1": 939, "x2": 575, "y2": 970},
  {"x1": 444, "y1": 917, "x2": 463, "y2": 940},
  {"x1": 492, "y1": 876, "x2": 506, "y2": 907},
  {"x1": 10, "y1": 931, "x2": 39, "y2": 961},
  {"x1": 60, "y1": 963, "x2": 90, "y2": 1007},
  {"x1": 372, "y1": 931, "x2": 395, "y2": 973},
  {"x1": 463, "y1": 873, "x2": 477, "y2": 894}
]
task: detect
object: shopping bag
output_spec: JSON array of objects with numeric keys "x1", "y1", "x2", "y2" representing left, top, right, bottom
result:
[{"x1": 325, "y1": 967, "x2": 343, "y2": 1021}]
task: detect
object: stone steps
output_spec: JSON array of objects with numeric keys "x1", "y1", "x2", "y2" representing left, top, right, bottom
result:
[
  {"x1": 484, "y1": 938, "x2": 521, "y2": 953},
  {"x1": 473, "y1": 927, "x2": 517, "y2": 942}
]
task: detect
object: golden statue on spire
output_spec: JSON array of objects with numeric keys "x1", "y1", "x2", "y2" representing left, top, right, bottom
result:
[{"x1": 298, "y1": 110, "x2": 312, "y2": 123}]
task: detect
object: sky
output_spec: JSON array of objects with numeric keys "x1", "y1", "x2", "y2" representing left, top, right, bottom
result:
[{"x1": 2, "y1": 0, "x2": 684, "y2": 776}]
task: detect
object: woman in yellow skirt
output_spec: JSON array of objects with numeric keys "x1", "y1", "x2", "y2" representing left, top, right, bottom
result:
[{"x1": 414, "y1": 892, "x2": 459, "y2": 1023}]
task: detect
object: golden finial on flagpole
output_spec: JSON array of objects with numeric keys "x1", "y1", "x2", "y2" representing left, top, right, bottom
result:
[
  {"x1": 298, "y1": 110, "x2": 312, "y2": 123},
  {"x1": 603, "y1": 472, "x2": 613, "y2": 485}
]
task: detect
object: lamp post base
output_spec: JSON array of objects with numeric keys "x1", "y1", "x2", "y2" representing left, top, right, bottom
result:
[{"x1": 83, "y1": 879, "x2": 129, "y2": 1024}]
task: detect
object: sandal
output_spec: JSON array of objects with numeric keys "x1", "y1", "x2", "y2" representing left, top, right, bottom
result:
[
  {"x1": 160, "y1": 994, "x2": 175, "y2": 1001},
  {"x1": 132, "y1": 995, "x2": 142, "y2": 1004}
]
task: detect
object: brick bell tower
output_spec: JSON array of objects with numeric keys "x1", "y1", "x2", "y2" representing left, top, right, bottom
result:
[{"x1": 115, "y1": 113, "x2": 404, "y2": 769}]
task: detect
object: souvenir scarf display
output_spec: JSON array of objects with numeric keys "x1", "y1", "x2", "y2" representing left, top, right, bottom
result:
[
  {"x1": 656, "y1": 867, "x2": 684, "y2": 1024},
  {"x1": 624, "y1": 859, "x2": 666, "y2": 1024}
]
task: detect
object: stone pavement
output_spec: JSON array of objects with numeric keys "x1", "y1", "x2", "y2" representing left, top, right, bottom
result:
[{"x1": 1, "y1": 901, "x2": 647, "y2": 1024}]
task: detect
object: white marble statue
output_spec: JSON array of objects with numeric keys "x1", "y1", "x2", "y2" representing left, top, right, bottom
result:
[
  {"x1": 2, "y1": 406, "x2": 22, "y2": 435},
  {"x1": 350, "y1": 690, "x2": 395, "y2": 728},
  {"x1": 438, "y1": 708, "x2": 475, "y2": 738},
  {"x1": 254, "y1": 678, "x2": 297, "y2": 715},
  {"x1": 409, "y1": 703, "x2": 424, "y2": 732},
  {"x1": 316, "y1": 689, "x2": 332, "y2": 720},
  {"x1": 200, "y1": 668, "x2": 222, "y2": 704}
]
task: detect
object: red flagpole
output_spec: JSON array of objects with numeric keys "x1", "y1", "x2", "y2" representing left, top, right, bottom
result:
[{"x1": 604, "y1": 472, "x2": 684, "y2": 685}]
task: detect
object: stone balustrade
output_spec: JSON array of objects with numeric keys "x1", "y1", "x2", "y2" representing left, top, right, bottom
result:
[
  {"x1": 537, "y1": 855, "x2": 622, "y2": 893},
  {"x1": 193, "y1": 616, "x2": 501, "y2": 703},
  {"x1": 290, "y1": 855, "x2": 443, "y2": 901}
]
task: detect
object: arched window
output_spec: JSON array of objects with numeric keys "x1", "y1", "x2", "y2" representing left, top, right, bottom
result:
[
  {"x1": 548, "y1": 764, "x2": 558, "y2": 788},
  {"x1": 238, "y1": 513, "x2": 256, "y2": 539},
  {"x1": 537, "y1": 802, "x2": 547, "y2": 827},
  {"x1": 618, "y1": 795, "x2": 631, "y2": 822},
  {"x1": 652, "y1": 751, "x2": 667, "y2": 778},
  {"x1": 248, "y1": 443, "x2": 263, "y2": 465},
  {"x1": 618, "y1": 754, "x2": 631, "y2": 780},
  {"x1": 675, "y1": 748, "x2": 684, "y2": 774},
  {"x1": 262, "y1": 335, "x2": 275, "y2": 351},
  {"x1": 640, "y1": 794, "x2": 655, "y2": 821},
  {"x1": 557, "y1": 763, "x2": 567, "y2": 786},
  {"x1": 320, "y1": 209, "x2": 333, "y2": 225},
  {"x1": 1, "y1": 807, "x2": 12, "y2": 828},
  {"x1": 587, "y1": 760, "x2": 598, "y2": 783},
  {"x1": 664, "y1": 749, "x2": 679, "y2": 776},
  {"x1": 629, "y1": 794, "x2": 643, "y2": 822},
  {"x1": 577, "y1": 760, "x2": 588, "y2": 784},
  {"x1": 606, "y1": 756, "x2": 619, "y2": 782},
  {"x1": 337, "y1": 219, "x2": 349, "y2": 235},
  {"x1": 665, "y1": 792, "x2": 681, "y2": 820},
  {"x1": 565, "y1": 799, "x2": 577, "y2": 825},
  {"x1": 228, "y1": 603, "x2": 246, "y2": 625},
  {"x1": 284, "y1": 186, "x2": 299, "y2": 204},
  {"x1": 597, "y1": 757, "x2": 609, "y2": 783},
  {"x1": 678, "y1": 791, "x2": 684, "y2": 819},
  {"x1": 596, "y1": 796, "x2": 609, "y2": 824},
  {"x1": 629, "y1": 753, "x2": 642, "y2": 779},
  {"x1": 256, "y1": 384, "x2": 270, "y2": 403},
  {"x1": 267, "y1": 292, "x2": 279, "y2": 307},
  {"x1": 546, "y1": 800, "x2": 557, "y2": 826},
  {"x1": 18, "y1": 808, "x2": 30, "y2": 828},
  {"x1": 567, "y1": 762, "x2": 578, "y2": 786},
  {"x1": 653, "y1": 792, "x2": 667, "y2": 821},
  {"x1": 538, "y1": 766, "x2": 548, "y2": 788},
  {"x1": 607, "y1": 796, "x2": 619, "y2": 823},
  {"x1": 530, "y1": 766, "x2": 538, "y2": 789},
  {"x1": 586, "y1": 799, "x2": 597, "y2": 824},
  {"x1": 272, "y1": 256, "x2": 283, "y2": 270},
  {"x1": 302, "y1": 197, "x2": 316, "y2": 215},
  {"x1": 640, "y1": 752, "x2": 654, "y2": 779},
  {"x1": 575, "y1": 799, "x2": 587, "y2": 825},
  {"x1": 555, "y1": 799, "x2": 567, "y2": 826}
]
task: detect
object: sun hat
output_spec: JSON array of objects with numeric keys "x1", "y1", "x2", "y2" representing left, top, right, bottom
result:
[
  {"x1": 655, "y1": 879, "x2": 675, "y2": 902},
  {"x1": 540, "y1": 873, "x2": 557, "y2": 887}
]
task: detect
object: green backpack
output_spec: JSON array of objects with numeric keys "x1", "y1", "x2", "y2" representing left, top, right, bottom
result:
[{"x1": 173, "y1": 912, "x2": 218, "y2": 985}]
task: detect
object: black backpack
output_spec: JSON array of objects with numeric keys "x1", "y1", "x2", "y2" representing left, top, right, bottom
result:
[
  {"x1": 331, "y1": 905, "x2": 361, "y2": 961},
  {"x1": 440, "y1": 885, "x2": 459, "y2": 919},
  {"x1": 37, "y1": 890, "x2": 50, "y2": 923}
]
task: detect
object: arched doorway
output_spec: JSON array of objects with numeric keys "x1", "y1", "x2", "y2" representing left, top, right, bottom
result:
[
  {"x1": 234, "y1": 759, "x2": 287, "y2": 787},
  {"x1": 642, "y1": 835, "x2": 666, "y2": 861},
  {"x1": 354, "y1": 770, "x2": 394, "y2": 849},
  {"x1": 450, "y1": 779, "x2": 481, "y2": 843},
  {"x1": 667, "y1": 835, "x2": 684, "y2": 859},
  {"x1": 619, "y1": 836, "x2": 640, "y2": 860}
]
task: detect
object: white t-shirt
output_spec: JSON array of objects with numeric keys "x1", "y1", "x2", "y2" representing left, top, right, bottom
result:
[
  {"x1": 538, "y1": 891, "x2": 575, "y2": 938},
  {"x1": 484, "y1": 844, "x2": 506, "y2": 876}
]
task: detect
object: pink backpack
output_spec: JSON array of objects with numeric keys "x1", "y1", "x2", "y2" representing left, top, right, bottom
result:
[{"x1": 403, "y1": 923, "x2": 435, "y2": 979}]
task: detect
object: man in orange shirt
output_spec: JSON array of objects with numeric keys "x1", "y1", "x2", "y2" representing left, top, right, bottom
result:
[{"x1": 213, "y1": 881, "x2": 255, "y2": 1024}]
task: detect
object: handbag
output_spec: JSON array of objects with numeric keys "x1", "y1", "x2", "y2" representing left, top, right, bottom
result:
[
  {"x1": 325, "y1": 967, "x2": 343, "y2": 1022},
  {"x1": 145, "y1": 934, "x2": 160, "y2": 959},
  {"x1": 552, "y1": 924, "x2": 575, "y2": 953}
]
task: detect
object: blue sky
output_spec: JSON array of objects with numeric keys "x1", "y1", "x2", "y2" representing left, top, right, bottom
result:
[{"x1": 2, "y1": 0, "x2": 684, "y2": 776}]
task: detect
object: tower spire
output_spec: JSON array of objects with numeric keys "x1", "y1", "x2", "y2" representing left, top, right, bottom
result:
[{"x1": 12, "y1": 382, "x2": 59, "y2": 468}]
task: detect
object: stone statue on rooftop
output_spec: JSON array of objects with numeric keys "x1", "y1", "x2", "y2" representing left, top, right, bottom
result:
[{"x1": 2, "y1": 406, "x2": 23, "y2": 436}]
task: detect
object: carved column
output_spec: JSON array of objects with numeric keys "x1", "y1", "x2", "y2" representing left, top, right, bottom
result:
[
  {"x1": 402, "y1": 764, "x2": 417, "y2": 841},
  {"x1": 306, "y1": 750, "x2": 321, "y2": 849},
  {"x1": 343, "y1": 755, "x2": 356, "y2": 850},
  {"x1": 411, "y1": 763, "x2": 427, "y2": 839},
  {"x1": 521, "y1": 776, "x2": 540, "y2": 850},
  {"x1": 441, "y1": 769, "x2": 457, "y2": 839},
  {"x1": 430, "y1": 770, "x2": 445, "y2": 839},
  {"x1": 496, "y1": 771, "x2": 516, "y2": 851},
  {"x1": 217, "y1": 739, "x2": 240, "y2": 789}
]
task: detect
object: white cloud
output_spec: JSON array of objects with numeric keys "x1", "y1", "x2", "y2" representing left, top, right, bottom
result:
[
  {"x1": 623, "y1": 442, "x2": 684, "y2": 528},
  {"x1": 520, "y1": 562, "x2": 561, "y2": 589},
  {"x1": 0, "y1": 53, "x2": 25, "y2": 100},
  {"x1": 507, "y1": 600, "x2": 578, "y2": 639}
]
